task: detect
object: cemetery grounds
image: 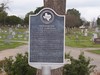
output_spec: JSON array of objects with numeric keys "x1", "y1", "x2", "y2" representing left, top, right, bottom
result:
[
  {"x1": 0, "y1": 27, "x2": 100, "y2": 75},
  {"x1": 0, "y1": 27, "x2": 100, "y2": 53},
  {"x1": 0, "y1": 27, "x2": 28, "y2": 51},
  {"x1": 65, "y1": 28, "x2": 100, "y2": 54}
]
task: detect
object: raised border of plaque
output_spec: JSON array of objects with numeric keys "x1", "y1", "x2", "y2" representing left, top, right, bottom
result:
[{"x1": 29, "y1": 8, "x2": 65, "y2": 69}]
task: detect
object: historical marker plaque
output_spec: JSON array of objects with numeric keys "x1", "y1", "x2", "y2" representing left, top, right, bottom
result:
[{"x1": 29, "y1": 8, "x2": 65, "y2": 64}]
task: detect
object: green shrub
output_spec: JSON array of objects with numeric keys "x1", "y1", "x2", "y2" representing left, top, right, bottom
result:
[
  {"x1": 64, "y1": 52, "x2": 96, "y2": 75},
  {"x1": 0, "y1": 52, "x2": 96, "y2": 75},
  {"x1": 0, "y1": 52, "x2": 36, "y2": 75}
]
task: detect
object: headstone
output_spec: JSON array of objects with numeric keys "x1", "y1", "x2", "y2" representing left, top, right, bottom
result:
[
  {"x1": 18, "y1": 35, "x2": 23, "y2": 38},
  {"x1": 92, "y1": 33, "x2": 98, "y2": 41},
  {"x1": 4, "y1": 30, "x2": 8, "y2": 35},
  {"x1": 12, "y1": 32, "x2": 16, "y2": 38},
  {"x1": 89, "y1": 22, "x2": 93, "y2": 28},
  {"x1": 84, "y1": 29, "x2": 88, "y2": 36},
  {"x1": 24, "y1": 37, "x2": 27, "y2": 40},
  {"x1": 3, "y1": 35, "x2": 5, "y2": 39},
  {"x1": 5, "y1": 31, "x2": 7, "y2": 33},
  {"x1": 4, "y1": 39, "x2": 10, "y2": 44},
  {"x1": 84, "y1": 32, "x2": 88, "y2": 36},
  {"x1": 11, "y1": 26, "x2": 13, "y2": 28},
  {"x1": 26, "y1": 31, "x2": 29, "y2": 34},
  {"x1": 95, "y1": 27, "x2": 99, "y2": 33},
  {"x1": 24, "y1": 25, "x2": 27, "y2": 28},
  {"x1": 17, "y1": 32, "x2": 21, "y2": 35},
  {"x1": 9, "y1": 28, "x2": 13, "y2": 33},
  {"x1": 12, "y1": 32, "x2": 16, "y2": 35},
  {"x1": 0, "y1": 28, "x2": 2, "y2": 32},
  {"x1": 17, "y1": 24, "x2": 21, "y2": 28},
  {"x1": 24, "y1": 34, "x2": 28, "y2": 40},
  {"x1": 75, "y1": 35, "x2": 79, "y2": 42},
  {"x1": 7, "y1": 35, "x2": 13, "y2": 40},
  {"x1": 79, "y1": 25, "x2": 85, "y2": 33},
  {"x1": 94, "y1": 38, "x2": 100, "y2": 44},
  {"x1": 81, "y1": 29, "x2": 84, "y2": 33},
  {"x1": 29, "y1": 8, "x2": 65, "y2": 69},
  {"x1": 0, "y1": 36, "x2": 2, "y2": 39},
  {"x1": 17, "y1": 32, "x2": 23, "y2": 38},
  {"x1": 15, "y1": 27, "x2": 18, "y2": 30}
]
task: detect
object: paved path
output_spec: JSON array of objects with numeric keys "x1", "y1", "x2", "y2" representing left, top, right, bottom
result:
[
  {"x1": 0, "y1": 45, "x2": 28, "y2": 60},
  {"x1": 65, "y1": 46, "x2": 100, "y2": 71},
  {"x1": 0, "y1": 45, "x2": 100, "y2": 71}
]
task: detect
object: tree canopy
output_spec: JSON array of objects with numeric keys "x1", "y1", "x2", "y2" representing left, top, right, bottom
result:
[
  {"x1": 66, "y1": 8, "x2": 82, "y2": 28},
  {"x1": 66, "y1": 14, "x2": 82, "y2": 28},
  {"x1": 0, "y1": 11, "x2": 7, "y2": 25},
  {"x1": 33, "y1": 6, "x2": 44, "y2": 14},
  {"x1": 97, "y1": 17, "x2": 100, "y2": 26},
  {"x1": 5, "y1": 15, "x2": 22, "y2": 26},
  {"x1": 24, "y1": 6, "x2": 44, "y2": 25},
  {"x1": 24, "y1": 11, "x2": 34, "y2": 25},
  {"x1": 67, "y1": 8, "x2": 80, "y2": 17},
  {"x1": 0, "y1": 0, "x2": 9, "y2": 12}
]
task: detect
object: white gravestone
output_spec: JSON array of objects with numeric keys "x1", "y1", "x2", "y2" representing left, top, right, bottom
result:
[
  {"x1": 4, "y1": 39, "x2": 10, "y2": 44},
  {"x1": 95, "y1": 27, "x2": 99, "y2": 33},
  {"x1": 92, "y1": 33, "x2": 98, "y2": 41},
  {"x1": 5, "y1": 31, "x2": 7, "y2": 33},
  {"x1": 12, "y1": 32, "x2": 16, "y2": 38},
  {"x1": 84, "y1": 29, "x2": 88, "y2": 36},
  {"x1": 89, "y1": 22, "x2": 93, "y2": 28},
  {"x1": 18, "y1": 35, "x2": 23, "y2": 38},
  {"x1": 79, "y1": 25, "x2": 85, "y2": 33},
  {"x1": 9, "y1": 28, "x2": 13, "y2": 33},
  {"x1": 7, "y1": 35, "x2": 13, "y2": 40},
  {"x1": 17, "y1": 24, "x2": 21, "y2": 28},
  {"x1": 0, "y1": 28, "x2": 2, "y2": 32},
  {"x1": 0, "y1": 36, "x2": 2, "y2": 39}
]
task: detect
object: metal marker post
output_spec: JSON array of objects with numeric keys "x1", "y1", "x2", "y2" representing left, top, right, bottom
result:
[{"x1": 42, "y1": 66, "x2": 51, "y2": 75}]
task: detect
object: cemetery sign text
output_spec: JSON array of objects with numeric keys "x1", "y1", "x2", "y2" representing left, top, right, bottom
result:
[{"x1": 29, "y1": 8, "x2": 65, "y2": 67}]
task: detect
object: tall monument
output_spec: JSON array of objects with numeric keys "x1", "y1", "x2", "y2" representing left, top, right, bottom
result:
[{"x1": 44, "y1": 0, "x2": 66, "y2": 15}]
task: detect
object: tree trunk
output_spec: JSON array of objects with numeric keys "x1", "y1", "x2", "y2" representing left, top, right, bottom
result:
[
  {"x1": 36, "y1": 0, "x2": 66, "y2": 75},
  {"x1": 36, "y1": 67, "x2": 63, "y2": 75},
  {"x1": 44, "y1": 0, "x2": 66, "y2": 15}
]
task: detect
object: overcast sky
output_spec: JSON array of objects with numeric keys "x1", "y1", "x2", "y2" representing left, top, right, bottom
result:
[{"x1": 1, "y1": 0, "x2": 100, "y2": 21}]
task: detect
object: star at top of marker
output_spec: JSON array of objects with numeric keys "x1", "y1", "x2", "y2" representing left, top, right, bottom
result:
[{"x1": 43, "y1": 13, "x2": 51, "y2": 21}]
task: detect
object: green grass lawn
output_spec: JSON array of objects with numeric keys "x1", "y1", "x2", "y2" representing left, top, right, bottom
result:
[
  {"x1": 0, "y1": 41, "x2": 25, "y2": 51},
  {"x1": 88, "y1": 50, "x2": 100, "y2": 55},
  {"x1": 65, "y1": 35, "x2": 100, "y2": 48},
  {"x1": 0, "y1": 28, "x2": 28, "y2": 41},
  {"x1": 65, "y1": 28, "x2": 100, "y2": 48},
  {"x1": 0, "y1": 27, "x2": 28, "y2": 51}
]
